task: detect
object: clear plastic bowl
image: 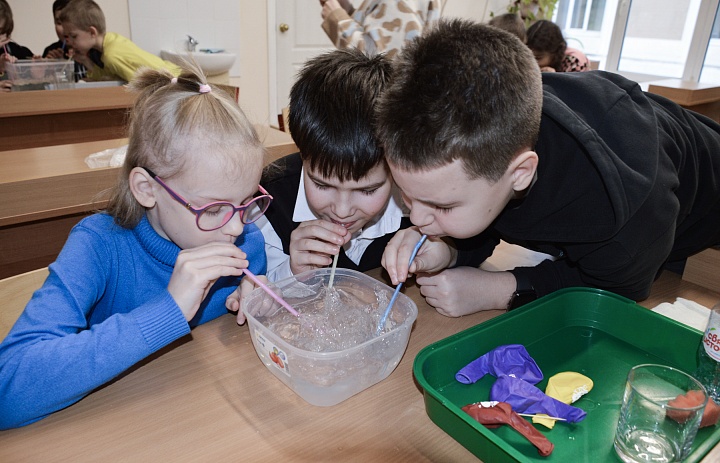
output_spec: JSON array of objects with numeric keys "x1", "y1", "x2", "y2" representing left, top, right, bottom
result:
[
  {"x1": 242, "y1": 268, "x2": 418, "y2": 406},
  {"x1": 6, "y1": 59, "x2": 74, "y2": 91}
]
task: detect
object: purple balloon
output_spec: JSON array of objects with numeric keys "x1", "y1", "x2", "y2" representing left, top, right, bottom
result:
[
  {"x1": 490, "y1": 375, "x2": 587, "y2": 423},
  {"x1": 455, "y1": 344, "x2": 543, "y2": 385}
]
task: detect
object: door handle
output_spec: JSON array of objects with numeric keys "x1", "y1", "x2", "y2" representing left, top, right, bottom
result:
[{"x1": 279, "y1": 23, "x2": 289, "y2": 33}]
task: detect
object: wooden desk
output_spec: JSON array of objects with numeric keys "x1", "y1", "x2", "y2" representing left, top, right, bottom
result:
[
  {"x1": 0, "y1": 86, "x2": 134, "y2": 151},
  {"x1": 0, "y1": 83, "x2": 242, "y2": 152},
  {"x1": 0, "y1": 266, "x2": 717, "y2": 462},
  {"x1": 0, "y1": 127, "x2": 297, "y2": 278},
  {"x1": 647, "y1": 79, "x2": 720, "y2": 122}
]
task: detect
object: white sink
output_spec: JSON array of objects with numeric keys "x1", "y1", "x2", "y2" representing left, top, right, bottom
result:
[{"x1": 160, "y1": 50, "x2": 236, "y2": 76}]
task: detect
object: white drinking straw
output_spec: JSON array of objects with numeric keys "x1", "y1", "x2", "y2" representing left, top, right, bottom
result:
[
  {"x1": 242, "y1": 269, "x2": 299, "y2": 317},
  {"x1": 327, "y1": 252, "x2": 340, "y2": 289}
]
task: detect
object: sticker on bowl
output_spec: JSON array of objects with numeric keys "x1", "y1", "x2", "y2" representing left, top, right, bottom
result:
[{"x1": 255, "y1": 329, "x2": 290, "y2": 377}]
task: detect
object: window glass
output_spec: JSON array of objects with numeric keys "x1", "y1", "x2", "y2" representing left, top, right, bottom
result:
[
  {"x1": 555, "y1": 0, "x2": 612, "y2": 64},
  {"x1": 700, "y1": 4, "x2": 720, "y2": 82},
  {"x1": 618, "y1": 0, "x2": 702, "y2": 78}
]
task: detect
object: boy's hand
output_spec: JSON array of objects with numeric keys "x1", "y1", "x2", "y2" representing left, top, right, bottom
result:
[
  {"x1": 45, "y1": 48, "x2": 65, "y2": 59},
  {"x1": 382, "y1": 228, "x2": 454, "y2": 285},
  {"x1": 416, "y1": 267, "x2": 517, "y2": 316},
  {"x1": 288, "y1": 219, "x2": 349, "y2": 275},
  {"x1": 71, "y1": 51, "x2": 93, "y2": 71},
  {"x1": 0, "y1": 53, "x2": 16, "y2": 73},
  {"x1": 168, "y1": 242, "x2": 248, "y2": 322}
]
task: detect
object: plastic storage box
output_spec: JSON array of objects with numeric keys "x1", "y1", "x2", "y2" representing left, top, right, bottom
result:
[
  {"x1": 414, "y1": 288, "x2": 720, "y2": 462},
  {"x1": 6, "y1": 59, "x2": 74, "y2": 91},
  {"x1": 243, "y1": 268, "x2": 418, "y2": 406}
]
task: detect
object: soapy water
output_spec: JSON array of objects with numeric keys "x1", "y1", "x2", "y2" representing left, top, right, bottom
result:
[{"x1": 256, "y1": 282, "x2": 394, "y2": 352}]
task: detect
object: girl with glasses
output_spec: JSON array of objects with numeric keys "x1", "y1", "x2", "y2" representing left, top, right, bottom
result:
[{"x1": 0, "y1": 64, "x2": 269, "y2": 429}]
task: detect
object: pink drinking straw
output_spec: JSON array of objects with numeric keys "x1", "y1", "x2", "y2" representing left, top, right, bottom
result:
[{"x1": 242, "y1": 269, "x2": 299, "y2": 317}]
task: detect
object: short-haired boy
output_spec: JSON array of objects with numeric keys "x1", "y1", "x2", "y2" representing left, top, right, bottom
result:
[
  {"x1": 59, "y1": 0, "x2": 179, "y2": 82},
  {"x1": 258, "y1": 48, "x2": 411, "y2": 281},
  {"x1": 378, "y1": 19, "x2": 720, "y2": 315}
]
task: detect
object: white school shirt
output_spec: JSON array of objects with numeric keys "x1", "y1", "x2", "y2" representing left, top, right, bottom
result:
[{"x1": 258, "y1": 169, "x2": 406, "y2": 282}]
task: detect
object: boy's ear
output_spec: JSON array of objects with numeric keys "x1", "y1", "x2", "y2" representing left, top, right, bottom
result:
[
  {"x1": 509, "y1": 150, "x2": 539, "y2": 192},
  {"x1": 129, "y1": 167, "x2": 157, "y2": 208}
]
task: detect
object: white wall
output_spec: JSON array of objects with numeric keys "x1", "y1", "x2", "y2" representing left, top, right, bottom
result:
[{"x1": 127, "y1": 0, "x2": 242, "y2": 77}]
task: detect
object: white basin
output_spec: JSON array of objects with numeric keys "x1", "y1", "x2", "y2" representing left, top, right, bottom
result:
[{"x1": 161, "y1": 50, "x2": 236, "y2": 76}]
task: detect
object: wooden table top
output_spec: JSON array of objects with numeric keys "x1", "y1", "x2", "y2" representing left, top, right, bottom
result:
[
  {"x1": 646, "y1": 79, "x2": 720, "y2": 106},
  {"x1": 0, "y1": 263, "x2": 718, "y2": 462},
  {"x1": 0, "y1": 86, "x2": 136, "y2": 118}
]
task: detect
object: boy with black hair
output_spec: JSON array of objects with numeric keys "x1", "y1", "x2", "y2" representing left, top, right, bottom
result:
[
  {"x1": 378, "y1": 19, "x2": 720, "y2": 316},
  {"x1": 258, "y1": 48, "x2": 410, "y2": 281}
]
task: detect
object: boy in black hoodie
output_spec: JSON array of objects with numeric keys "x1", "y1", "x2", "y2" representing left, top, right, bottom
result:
[{"x1": 378, "y1": 19, "x2": 720, "y2": 316}]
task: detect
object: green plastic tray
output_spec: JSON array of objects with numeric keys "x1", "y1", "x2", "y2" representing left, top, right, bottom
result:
[{"x1": 414, "y1": 288, "x2": 720, "y2": 462}]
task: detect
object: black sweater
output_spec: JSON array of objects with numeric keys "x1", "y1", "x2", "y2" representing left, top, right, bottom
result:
[{"x1": 499, "y1": 71, "x2": 720, "y2": 301}]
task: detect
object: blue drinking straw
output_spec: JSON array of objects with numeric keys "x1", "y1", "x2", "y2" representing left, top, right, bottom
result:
[{"x1": 376, "y1": 234, "x2": 428, "y2": 334}]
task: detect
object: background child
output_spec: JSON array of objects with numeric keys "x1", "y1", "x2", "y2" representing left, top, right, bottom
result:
[
  {"x1": 377, "y1": 19, "x2": 720, "y2": 316},
  {"x1": 59, "y1": 0, "x2": 179, "y2": 82},
  {"x1": 42, "y1": 0, "x2": 86, "y2": 80},
  {"x1": 0, "y1": 0, "x2": 33, "y2": 91},
  {"x1": 526, "y1": 19, "x2": 589, "y2": 72},
  {"x1": 0, "y1": 64, "x2": 269, "y2": 430},
  {"x1": 258, "y1": 48, "x2": 411, "y2": 281},
  {"x1": 319, "y1": 0, "x2": 444, "y2": 58}
]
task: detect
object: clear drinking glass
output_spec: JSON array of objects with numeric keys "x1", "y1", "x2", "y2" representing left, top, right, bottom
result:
[{"x1": 614, "y1": 364, "x2": 708, "y2": 463}]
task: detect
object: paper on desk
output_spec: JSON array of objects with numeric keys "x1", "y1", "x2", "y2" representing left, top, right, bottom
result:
[
  {"x1": 651, "y1": 297, "x2": 710, "y2": 331},
  {"x1": 85, "y1": 145, "x2": 128, "y2": 168}
]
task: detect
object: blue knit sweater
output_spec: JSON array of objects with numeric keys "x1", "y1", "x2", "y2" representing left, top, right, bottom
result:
[{"x1": 0, "y1": 213, "x2": 266, "y2": 429}]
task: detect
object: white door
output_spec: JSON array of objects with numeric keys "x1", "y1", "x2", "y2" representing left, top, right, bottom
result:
[{"x1": 271, "y1": 0, "x2": 334, "y2": 121}]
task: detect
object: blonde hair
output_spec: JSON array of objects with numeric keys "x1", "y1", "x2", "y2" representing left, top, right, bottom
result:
[
  {"x1": 106, "y1": 63, "x2": 264, "y2": 228},
  {"x1": 58, "y1": 0, "x2": 106, "y2": 34}
]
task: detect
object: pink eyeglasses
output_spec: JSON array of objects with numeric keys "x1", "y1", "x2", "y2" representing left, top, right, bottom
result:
[{"x1": 143, "y1": 167, "x2": 273, "y2": 231}]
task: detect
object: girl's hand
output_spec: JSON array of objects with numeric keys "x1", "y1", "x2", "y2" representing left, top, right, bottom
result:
[
  {"x1": 382, "y1": 227, "x2": 455, "y2": 285},
  {"x1": 0, "y1": 80, "x2": 11, "y2": 92},
  {"x1": 227, "y1": 274, "x2": 282, "y2": 325},
  {"x1": 168, "y1": 242, "x2": 248, "y2": 322},
  {"x1": 288, "y1": 219, "x2": 349, "y2": 275}
]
